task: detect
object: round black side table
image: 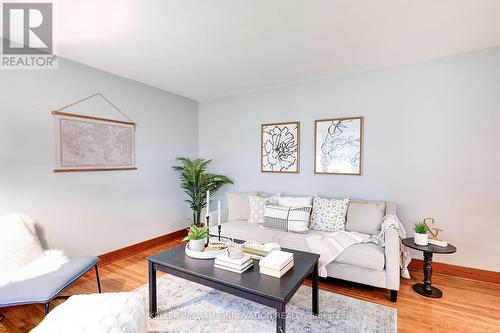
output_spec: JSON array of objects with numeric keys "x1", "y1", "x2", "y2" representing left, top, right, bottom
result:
[{"x1": 402, "y1": 238, "x2": 457, "y2": 298}]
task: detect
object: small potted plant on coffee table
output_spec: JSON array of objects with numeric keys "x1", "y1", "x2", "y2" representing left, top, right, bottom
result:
[
  {"x1": 183, "y1": 224, "x2": 208, "y2": 252},
  {"x1": 414, "y1": 221, "x2": 429, "y2": 246}
]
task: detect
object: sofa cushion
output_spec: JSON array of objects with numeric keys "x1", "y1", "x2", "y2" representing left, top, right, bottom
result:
[
  {"x1": 258, "y1": 192, "x2": 281, "y2": 200},
  {"x1": 325, "y1": 262, "x2": 387, "y2": 288},
  {"x1": 277, "y1": 196, "x2": 313, "y2": 207},
  {"x1": 275, "y1": 229, "x2": 329, "y2": 252},
  {"x1": 335, "y1": 243, "x2": 385, "y2": 271},
  {"x1": 227, "y1": 192, "x2": 257, "y2": 221},
  {"x1": 310, "y1": 197, "x2": 350, "y2": 232},
  {"x1": 220, "y1": 220, "x2": 385, "y2": 271},
  {"x1": 277, "y1": 232, "x2": 385, "y2": 271},
  {"x1": 219, "y1": 221, "x2": 284, "y2": 243},
  {"x1": 346, "y1": 200, "x2": 386, "y2": 235}
]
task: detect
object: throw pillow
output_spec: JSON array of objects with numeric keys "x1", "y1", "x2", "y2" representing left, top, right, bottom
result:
[
  {"x1": 345, "y1": 200, "x2": 386, "y2": 235},
  {"x1": 248, "y1": 195, "x2": 278, "y2": 224},
  {"x1": 277, "y1": 196, "x2": 313, "y2": 207},
  {"x1": 227, "y1": 192, "x2": 258, "y2": 221},
  {"x1": 258, "y1": 192, "x2": 281, "y2": 199},
  {"x1": 263, "y1": 205, "x2": 312, "y2": 232},
  {"x1": 310, "y1": 197, "x2": 350, "y2": 232},
  {"x1": 0, "y1": 214, "x2": 44, "y2": 276}
]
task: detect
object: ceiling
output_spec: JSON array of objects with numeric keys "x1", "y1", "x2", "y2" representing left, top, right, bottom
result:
[{"x1": 17, "y1": 1, "x2": 500, "y2": 99}]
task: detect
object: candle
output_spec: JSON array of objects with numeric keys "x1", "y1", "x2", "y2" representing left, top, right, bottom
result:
[
  {"x1": 206, "y1": 190, "x2": 210, "y2": 217},
  {"x1": 218, "y1": 200, "x2": 221, "y2": 225}
]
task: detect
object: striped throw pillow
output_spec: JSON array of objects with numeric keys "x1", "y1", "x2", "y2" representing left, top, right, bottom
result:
[{"x1": 263, "y1": 205, "x2": 312, "y2": 233}]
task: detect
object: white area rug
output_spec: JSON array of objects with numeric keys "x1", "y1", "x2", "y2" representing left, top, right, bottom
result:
[{"x1": 134, "y1": 274, "x2": 396, "y2": 333}]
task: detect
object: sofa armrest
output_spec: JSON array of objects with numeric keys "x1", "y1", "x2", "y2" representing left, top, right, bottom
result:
[{"x1": 385, "y1": 227, "x2": 400, "y2": 291}]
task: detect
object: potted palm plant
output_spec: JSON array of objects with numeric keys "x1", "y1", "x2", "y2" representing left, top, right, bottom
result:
[
  {"x1": 183, "y1": 224, "x2": 209, "y2": 252},
  {"x1": 414, "y1": 221, "x2": 429, "y2": 246},
  {"x1": 173, "y1": 157, "x2": 233, "y2": 226}
]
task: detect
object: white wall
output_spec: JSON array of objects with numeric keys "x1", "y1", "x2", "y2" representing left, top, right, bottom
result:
[
  {"x1": 199, "y1": 47, "x2": 500, "y2": 271},
  {"x1": 0, "y1": 57, "x2": 198, "y2": 256}
]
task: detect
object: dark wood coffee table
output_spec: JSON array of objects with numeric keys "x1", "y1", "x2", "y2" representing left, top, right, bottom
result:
[
  {"x1": 402, "y1": 238, "x2": 457, "y2": 298},
  {"x1": 147, "y1": 243, "x2": 319, "y2": 333}
]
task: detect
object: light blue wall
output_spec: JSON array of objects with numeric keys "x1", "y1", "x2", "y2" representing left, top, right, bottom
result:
[
  {"x1": 199, "y1": 47, "x2": 500, "y2": 271},
  {"x1": 0, "y1": 57, "x2": 198, "y2": 256}
]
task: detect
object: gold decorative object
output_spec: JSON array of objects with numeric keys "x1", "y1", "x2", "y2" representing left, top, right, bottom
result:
[{"x1": 423, "y1": 218, "x2": 442, "y2": 240}]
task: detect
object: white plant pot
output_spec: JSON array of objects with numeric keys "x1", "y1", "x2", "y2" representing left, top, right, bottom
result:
[
  {"x1": 414, "y1": 232, "x2": 428, "y2": 246},
  {"x1": 189, "y1": 239, "x2": 206, "y2": 252}
]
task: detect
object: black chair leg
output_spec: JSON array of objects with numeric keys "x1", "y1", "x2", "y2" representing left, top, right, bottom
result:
[
  {"x1": 95, "y1": 264, "x2": 102, "y2": 293},
  {"x1": 390, "y1": 290, "x2": 398, "y2": 302},
  {"x1": 0, "y1": 311, "x2": 4, "y2": 322},
  {"x1": 44, "y1": 302, "x2": 50, "y2": 315}
]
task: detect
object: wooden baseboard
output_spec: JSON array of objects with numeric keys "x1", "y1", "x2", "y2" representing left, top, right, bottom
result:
[
  {"x1": 408, "y1": 259, "x2": 500, "y2": 284},
  {"x1": 98, "y1": 229, "x2": 186, "y2": 265}
]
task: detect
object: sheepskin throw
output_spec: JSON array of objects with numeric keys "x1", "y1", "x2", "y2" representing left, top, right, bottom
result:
[{"x1": 0, "y1": 214, "x2": 68, "y2": 287}]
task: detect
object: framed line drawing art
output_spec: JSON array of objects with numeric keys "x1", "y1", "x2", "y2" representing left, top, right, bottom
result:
[
  {"x1": 314, "y1": 116, "x2": 363, "y2": 175},
  {"x1": 261, "y1": 121, "x2": 300, "y2": 173}
]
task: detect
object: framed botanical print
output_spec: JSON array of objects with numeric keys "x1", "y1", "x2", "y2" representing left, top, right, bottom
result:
[
  {"x1": 261, "y1": 121, "x2": 300, "y2": 173},
  {"x1": 314, "y1": 116, "x2": 363, "y2": 175}
]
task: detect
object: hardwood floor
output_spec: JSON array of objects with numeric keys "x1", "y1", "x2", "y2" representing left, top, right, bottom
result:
[{"x1": 1, "y1": 238, "x2": 499, "y2": 333}]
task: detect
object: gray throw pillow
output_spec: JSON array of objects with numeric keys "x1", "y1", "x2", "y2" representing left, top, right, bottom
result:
[{"x1": 345, "y1": 200, "x2": 386, "y2": 235}]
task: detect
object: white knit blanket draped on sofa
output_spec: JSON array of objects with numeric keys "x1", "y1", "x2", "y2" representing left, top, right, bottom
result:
[
  {"x1": 306, "y1": 214, "x2": 411, "y2": 279},
  {"x1": 0, "y1": 214, "x2": 68, "y2": 287}
]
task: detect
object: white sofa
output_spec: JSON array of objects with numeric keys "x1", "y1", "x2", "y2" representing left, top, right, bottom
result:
[{"x1": 207, "y1": 192, "x2": 400, "y2": 302}]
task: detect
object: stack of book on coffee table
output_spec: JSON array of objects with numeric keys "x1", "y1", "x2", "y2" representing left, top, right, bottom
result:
[
  {"x1": 259, "y1": 250, "x2": 294, "y2": 278},
  {"x1": 214, "y1": 251, "x2": 253, "y2": 273},
  {"x1": 241, "y1": 241, "x2": 281, "y2": 260}
]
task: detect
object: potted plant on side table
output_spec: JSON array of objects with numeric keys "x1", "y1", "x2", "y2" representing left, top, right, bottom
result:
[
  {"x1": 414, "y1": 221, "x2": 429, "y2": 246},
  {"x1": 183, "y1": 224, "x2": 209, "y2": 252}
]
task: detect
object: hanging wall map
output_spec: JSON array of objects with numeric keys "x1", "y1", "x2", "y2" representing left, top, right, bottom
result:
[{"x1": 54, "y1": 113, "x2": 136, "y2": 172}]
